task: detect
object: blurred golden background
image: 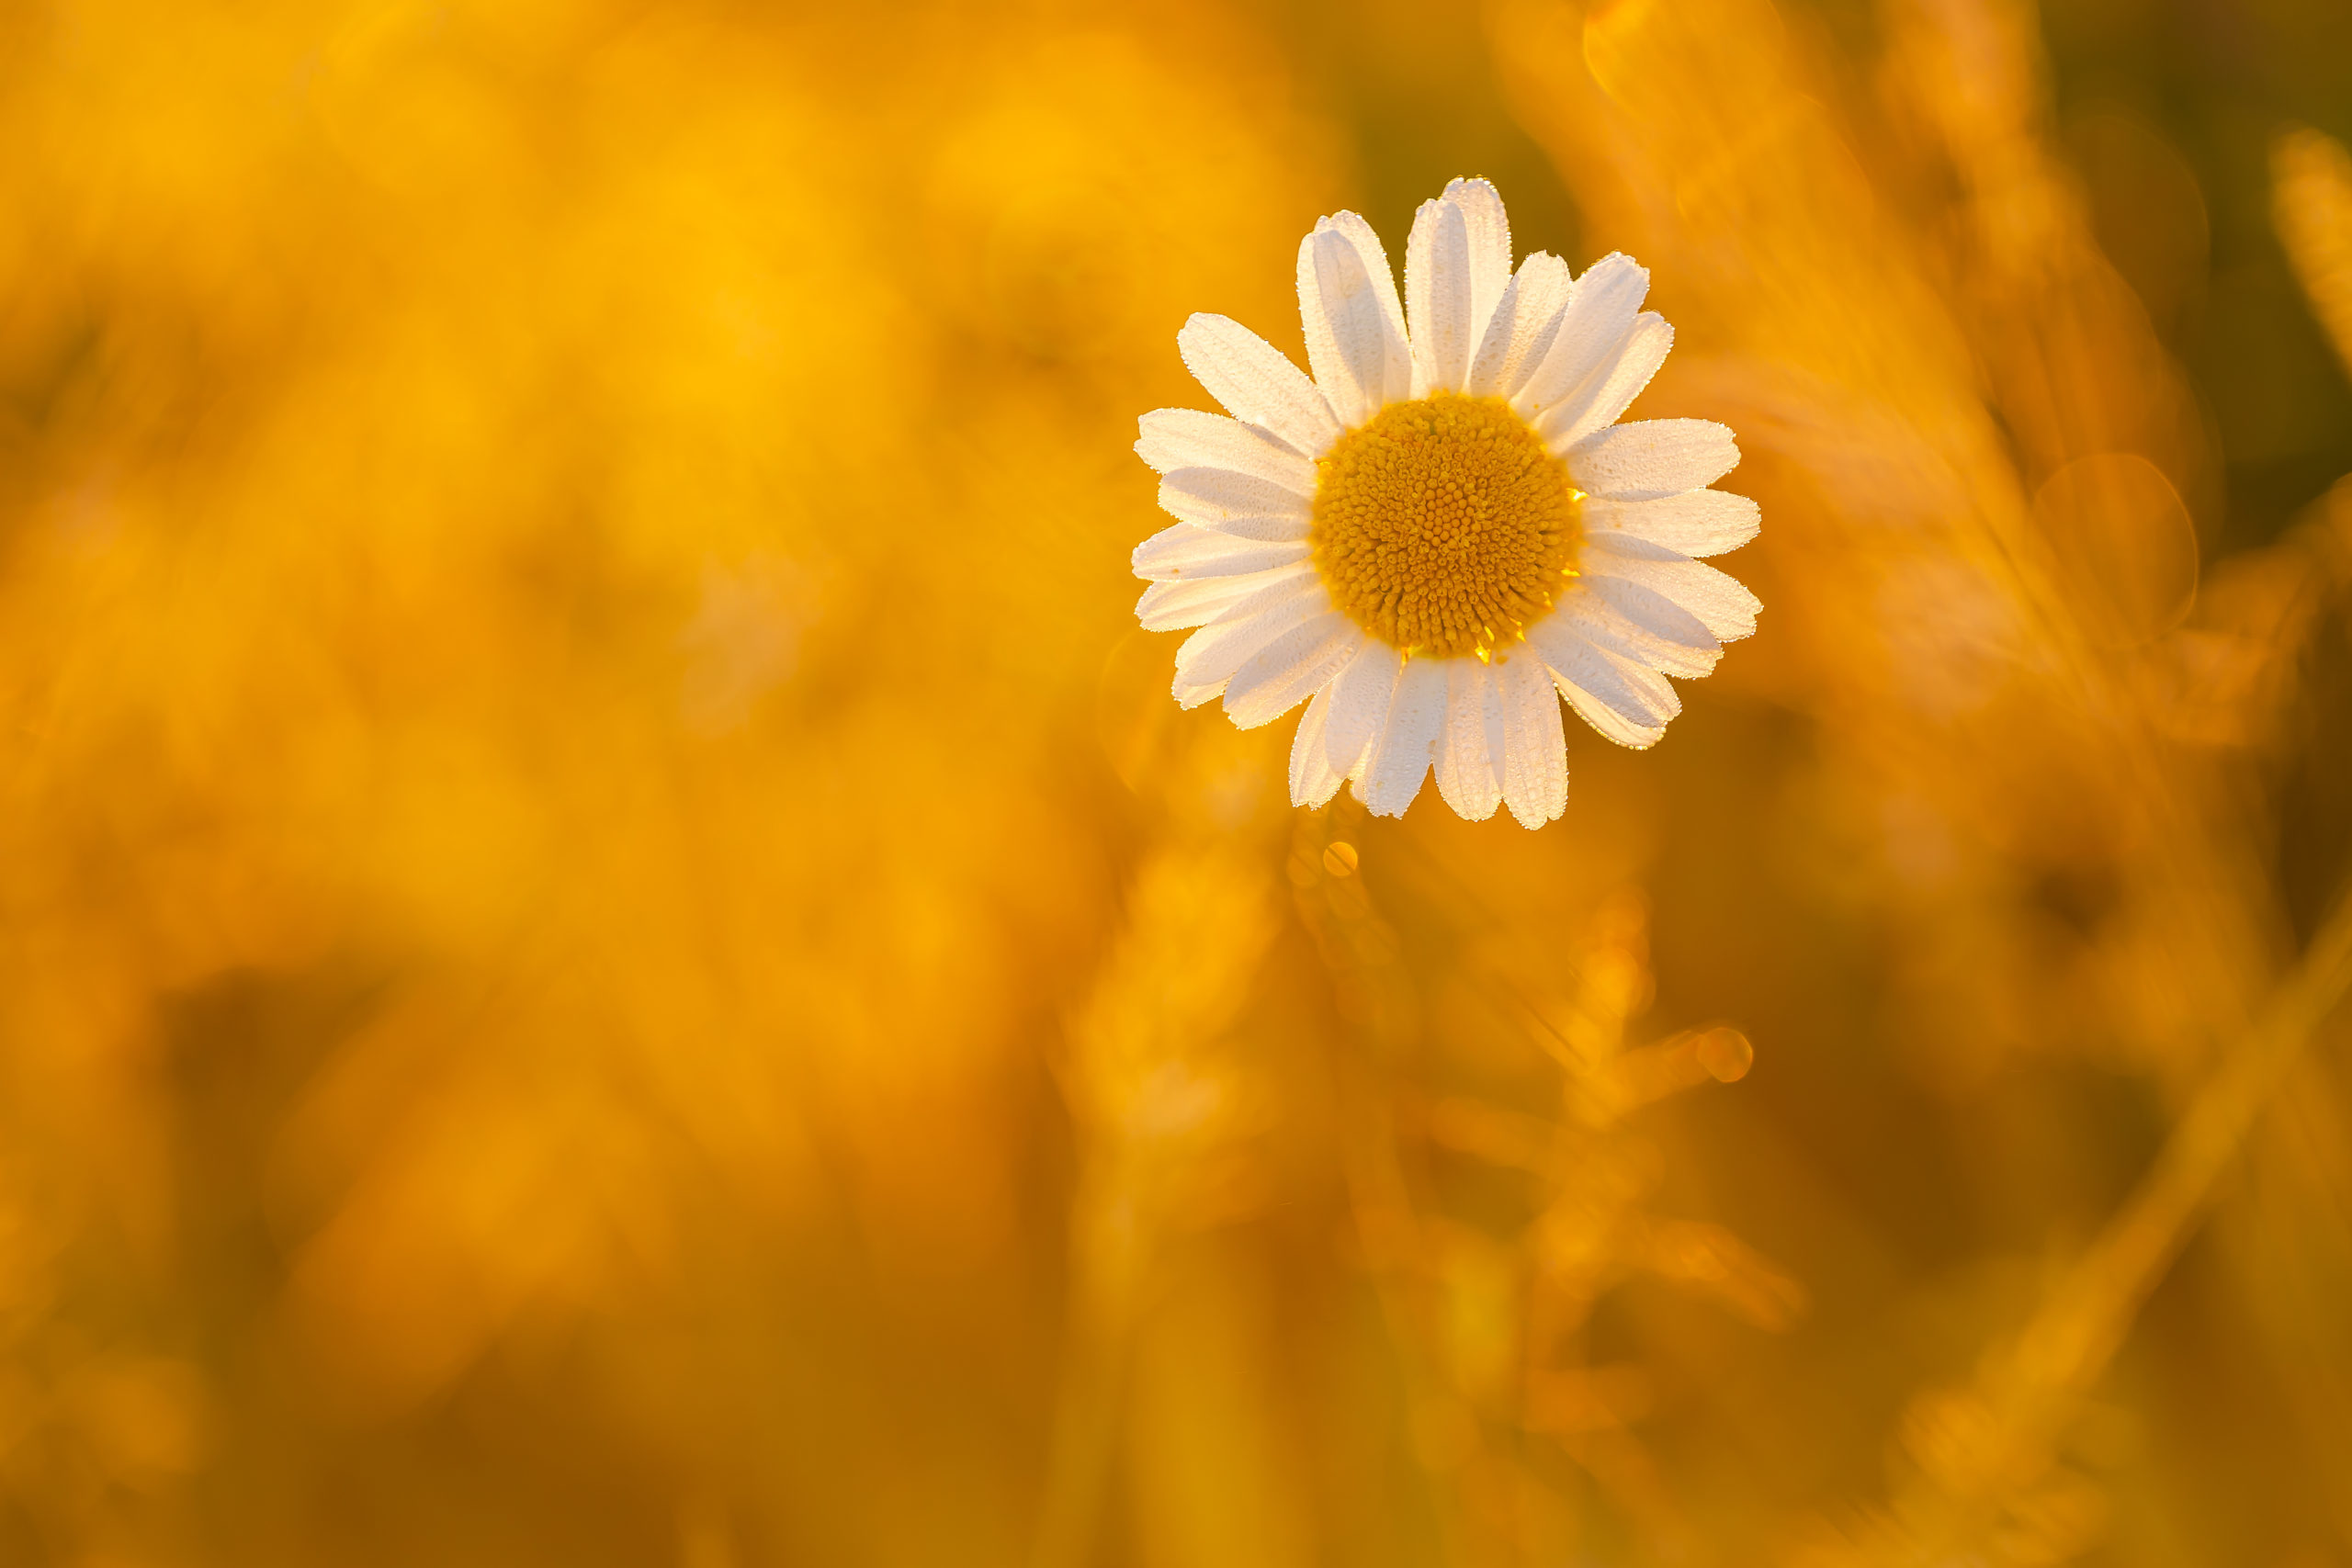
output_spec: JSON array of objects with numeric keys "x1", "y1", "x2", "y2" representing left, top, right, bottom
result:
[{"x1": 5, "y1": 0, "x2": 2352, "y2": 1562}]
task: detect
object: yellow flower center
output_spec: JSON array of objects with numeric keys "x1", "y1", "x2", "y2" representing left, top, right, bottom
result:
[{"x1": 1308, "y1": 391, "x2": 1584, "y2": 660}]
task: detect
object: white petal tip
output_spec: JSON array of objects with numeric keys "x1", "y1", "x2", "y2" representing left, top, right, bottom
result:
[{"x1": 1172, "y1": 682, "x2": 1224, "y2": 711}]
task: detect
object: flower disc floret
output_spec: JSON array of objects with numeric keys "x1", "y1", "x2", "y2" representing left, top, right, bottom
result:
[{"x1": 1308, "y1": 391, "x2": 1584, "y2": 660}]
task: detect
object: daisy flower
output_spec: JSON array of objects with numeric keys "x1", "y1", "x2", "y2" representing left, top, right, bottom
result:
[{"x1": 1132, "y1": 179, "x2": 1760, "y2": 828}]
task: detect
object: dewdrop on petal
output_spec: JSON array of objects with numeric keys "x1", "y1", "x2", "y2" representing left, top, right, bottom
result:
[{"x1": 1131, "y1": 179, "x2": 1762, "y2": 827}]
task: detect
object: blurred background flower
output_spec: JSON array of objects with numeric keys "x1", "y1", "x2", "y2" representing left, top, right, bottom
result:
[{"x1": 1, "y1": 0, "x2": 2350, "y2": 1564}]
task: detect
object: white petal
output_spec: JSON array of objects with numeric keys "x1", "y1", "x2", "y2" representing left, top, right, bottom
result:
[
  {"x1": 1582, "y1": 536, "x2": 1760, "y2": 640},
  {"x1": 1157, "y1": 467, "x2": 1312, "y2": 540},
  {"x1": 1297, "y1": 213, "x2": 1409, "y2": 426},
  {"x1": 1467, "y1": 253, "x2": 1573, "y2": 399},
  {"x1": 1198, "y1": 564, "x2": 1326, "y2": 628},
  {"x1": 1555, "y1": 581, "x2": 1721, "y2": 678},
  {"x1": 1321, "y1": 639, "x2": 1402, "y2": 779},
  {"x1": 1566, "y1": 418, "x2": 1740, "y2": 501},
  {"x1": 1329, "y1": 214, "x2": 1410, "y2": 324},
  {"x1": 1132, "y1": 523, "x2": 1308, "y2": 582},
  {"x1": 1172, "y1": 587, "x2": 1321, "y2": 703},
  {"x1": 1359, "y1": 657, "x2": 1447, "y2": 816},
  {"x1": 1529, "y1": 618, "x2": 1679, "y2": 748},
  {"x1": 1136, "y1": 562, "x2": 1314, "y2": 632},
  {"x1": 1534, "y1": 312, "x2": 1672, "y2": 449},
  {"x1": 1494, "y1": 650, "x2": 1567, "y2": 829},
  {"x1": 1289, "y1": 686, "x2": 1347, "y2": 808},
  {"x1": 1582, "y1": 530, "x2": 1686, "y2": 562},
  {"x1": 1136, "y1": 409, "x2": 1317, "y2": 494},
  {"x1": 1407, "y1": 197, "x2": 1474, "y2": 396},
  {"x1": 1178, "y1": 313, "x2": 1344, "y2": 457},
  {"x1": 1584, "y1": 489, "x2": 1760, "y2": 558},
  {"x1": 1442, "y1": 177, "x2": 1513, "y2": 355},
  {"x1": 1226, "y1": 615, "x2": 1361, "y2": 729},
  {"x1": 1433, "y1": 658, "x2": 1503, "y2": 821},
  {"x1": 1326, "y1": 212, "x2": 1412, "y2": 387},
  {"x1": 1514, "y1": 254, "x2": 1649, "y2": 422}
]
